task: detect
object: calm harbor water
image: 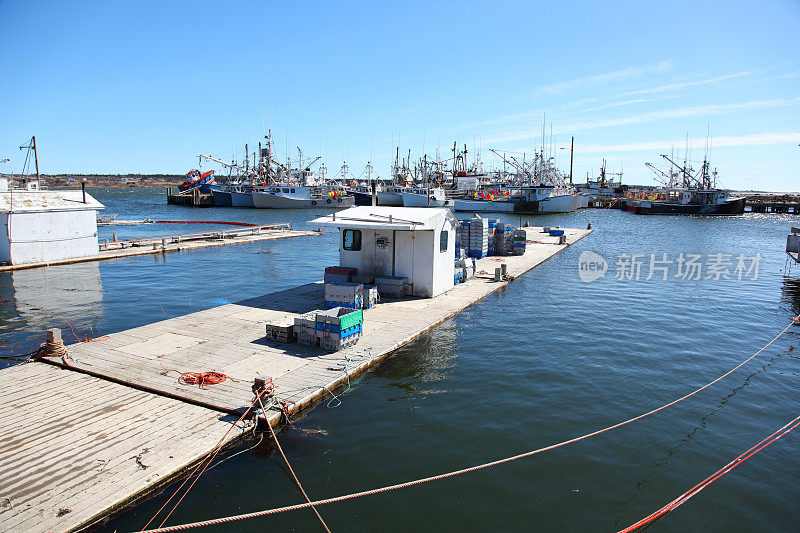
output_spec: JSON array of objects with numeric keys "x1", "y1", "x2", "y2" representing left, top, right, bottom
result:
[{"x1": 2, "y1": 188, "x2": 799, "y2": 531}]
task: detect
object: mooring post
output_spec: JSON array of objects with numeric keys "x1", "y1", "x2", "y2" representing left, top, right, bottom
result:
[
  {"x1": 46, "y1": 328, "x2": 62, "y2": 345},
  {"x1": 81, "y1": 178, "x2": 87, "y2": 203}
]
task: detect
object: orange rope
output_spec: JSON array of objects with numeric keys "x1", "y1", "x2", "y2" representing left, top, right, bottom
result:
[
  {"x1": 161, "y1": 366, "x2": 239, "y2": 389},
  {"x1": 66, "y1": 321, "x2": 109, "y2": 343},
  {"x1": 618, "y1": 414, "x2": 800, "y2": 532}
]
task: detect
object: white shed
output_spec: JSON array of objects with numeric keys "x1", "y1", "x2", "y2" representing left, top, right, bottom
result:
[
  {"x1": 312, "y1": 206, "x2": 456, "y2": 298},
  {"x1": 0, "y1": 190, "x2": 104, "y2": 265}
]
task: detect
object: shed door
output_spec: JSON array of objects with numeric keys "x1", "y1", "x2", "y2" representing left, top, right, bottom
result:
[{"x1": 373, "y1": 230, "x2": 393, "y2": 277}]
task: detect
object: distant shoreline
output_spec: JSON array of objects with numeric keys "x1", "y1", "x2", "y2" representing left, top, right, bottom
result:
[
  {"x1": 1, "y1": 175, "x2": 183, "y2": 188},
  {"x1": 0, "y1": 174, "x2": 797, "y2": 196}
]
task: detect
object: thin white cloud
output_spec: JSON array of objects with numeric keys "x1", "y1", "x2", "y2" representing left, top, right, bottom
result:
[
  {"x1": 536, "y1": 59, "x2": 675, "y2": 96},
  {"x1": 576, "y1": 132, "x2": 800, "y2": 153},
  {"x1": 567, "y1": 97, "x2": 800, "y2": 131},
  {"x1": 581, "y1": 97, "x2": 672, "y2": 112},
  {"x1": 621, "y1": 69, "x2": 765, "y2": 97},
  {"x1": 481, "y1": 97, "x2": 800, "y2": 145}
]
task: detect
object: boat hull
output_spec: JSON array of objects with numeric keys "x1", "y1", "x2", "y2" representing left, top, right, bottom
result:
[
  {"x1": 635, "y1": 197, "x2": 745, "y2": 215},
  {"x1": 534, "y1": 193, "x2": 575, "y2": 213},
  {"x1": 351, "y1": 190, "x2": 403, "y2": 206},
  {"x1": 252, "y1": 192, "x2": 355, "y2": 209},
  {"x1": 230, "y1": 190, "x2": 254, "y2": 207},
  {"x1": 453, "y1": 198, "x2": 515, "y2": 212},
  {"x1": 402, "y1": 192, "x2": 448, "y2": 207},
  {"x1": 378, "y1": 191, "x2": 404, "y2": 206},
  {"x1": 211, "y1": 190, "x2": 232, "y2": 207},
  {"x1": 351, "y1": 191, "x2": 373, "y2": 206}
]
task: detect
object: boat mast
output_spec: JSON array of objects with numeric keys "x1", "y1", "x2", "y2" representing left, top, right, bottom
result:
[
  {"x1": 600, "y1": 159, "x2": 606, "y2": 188},
  {"x1": 569, "y1": 136, "x2": 574, "y2": 186},
  {"x1": 32, "y1": 136, "x2": 39, "y2": 179}
]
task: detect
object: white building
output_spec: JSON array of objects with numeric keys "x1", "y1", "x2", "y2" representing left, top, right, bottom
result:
[
  {"x1": 0, "y1": 190, "x2": 104, "y2": 265},
  {"x1": 312, "y1": 206, "x2": 456, "y2": 298}
]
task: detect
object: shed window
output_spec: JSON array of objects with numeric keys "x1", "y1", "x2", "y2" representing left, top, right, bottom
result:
[
  {"x1": 440, "y1": 230, "x2": 448, "y2": 253},
  {"x1": 343, "y1": 229, "x2": 362, "y2": 251}
]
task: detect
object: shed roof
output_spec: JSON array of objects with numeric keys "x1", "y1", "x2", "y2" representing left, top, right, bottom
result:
[
  {"x1": 0, "y1": 190, "x2": 104, "y2": 213},
  {"x1": 311, "y1": 206, "x2": 455, "y2": 231}
]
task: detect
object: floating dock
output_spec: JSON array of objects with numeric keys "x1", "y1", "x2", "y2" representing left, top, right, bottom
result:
[
  {"x1": 0, "y1": 225, "x2": 318, "y2": 272},
  {"x1": 0, "y1": 226, "x2": 591, "y2": 532},
  {"x1": 166, "y1": 188, "x2": 214, "y2": 207}
]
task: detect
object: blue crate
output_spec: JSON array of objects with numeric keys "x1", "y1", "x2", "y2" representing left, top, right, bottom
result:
[
  {"x1": 468, "y1": 250, "x2": 484, "y2": 259},
  {"x1": 316, "y1": 322, "x2": 362, "y2": 336}
]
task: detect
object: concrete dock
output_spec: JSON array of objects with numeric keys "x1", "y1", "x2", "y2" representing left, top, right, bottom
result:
[
  {"x1": 0, "y1": 225, "x2": 319, "y2": 272},
  {"x1": 0, "y1": 226, "x2": 591, "y2": 532}
]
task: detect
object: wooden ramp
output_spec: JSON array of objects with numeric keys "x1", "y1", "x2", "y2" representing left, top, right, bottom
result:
[{"x1": 0, "y1": 226, "x2": 591, "y2": 532}]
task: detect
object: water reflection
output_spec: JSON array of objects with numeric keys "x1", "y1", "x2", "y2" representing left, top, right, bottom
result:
[
  {"x1": 0, "y1": 262, "x2": 104, "y2": 362},
  {"x1": 372, "y1": 320, "x2": 461, "y2": 400},
  {"x1": 780, "y1": 275, "x2": 800, "y2": 316}
]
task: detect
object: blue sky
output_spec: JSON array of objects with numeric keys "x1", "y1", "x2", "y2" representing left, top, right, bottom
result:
[{"x1": 1, "y1": 0, "x2": 798, "y2": 190}]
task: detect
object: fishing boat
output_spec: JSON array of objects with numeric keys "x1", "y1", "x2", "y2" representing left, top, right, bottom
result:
[
  {"x1": 178, "y1": 170, "x2": 216, "y2": 193},
  {"x1": 579, "y1": 160, "x2": 622, "y2": 197},
  {"x1": 251, "y1": 185, "x2": 355, "y2": 209},
  {"x1": 453, "y1": 197, "x2": 516, "y2": 212},
  {"x1": 454, "y1": 185, "x2": 575, "y2": 213},
  {"x1": 401, "y1": 186, "x2": 448, "y2": 207},
  {"x1": 629, "y1": 189, "x2": 745, "y2": 215},
  {"x1": 228, "y1": 184, "x2": 255, "y2": 207},
  {"x1": 211, "y1": 183, "x2": 256, "y2": 207},
  {"x1": 349, "y1": 183, "x2": 406, "y2": 206},
  {"x1": 629, "y1": 153, "x2": 745, "y2": 215}
]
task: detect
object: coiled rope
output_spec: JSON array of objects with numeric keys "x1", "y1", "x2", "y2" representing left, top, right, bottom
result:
[
  {"x1": 619, "y1": 413, "x2": 800, "y2": 532},
  {"x1": 140, "y1": 315, "x2": 799, "y2": 533}
]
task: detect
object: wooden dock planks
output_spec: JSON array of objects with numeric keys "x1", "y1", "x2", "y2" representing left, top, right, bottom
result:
[
  {"x1": 0, "y1": 227, "x2": 320, "y2": 272},
  {"x1": 0, "y1": 226, "x2": 591, "y2": 532}
]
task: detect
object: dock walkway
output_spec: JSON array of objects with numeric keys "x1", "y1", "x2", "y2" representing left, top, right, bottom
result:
[
  {"x1": 0, "y1": 226, "x2": 319, "y2": 272},
  {"x1": 0, "y1": 226, "x2": 591, "y2": 532}
]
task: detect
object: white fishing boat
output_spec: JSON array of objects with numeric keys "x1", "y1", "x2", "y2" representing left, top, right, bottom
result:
[
  {"x1": 349, "y1": 185, "x2": 405, "y2": 206},
  {"x1": 251, "y1": 185, "x2": 355, "y2": 209},
  {"x1": 378, "y1": 186, "x2": 406, "y2": 206},
  {"x1": 401, "y1": 187, "x2": 448, "y2": 207},
  {"x1": 579, "y1": 160, "x2": 622, "y2": 197},
  {"x1": 453, "y1": 197, "x2": 516, "y2": 212},
  {"x1": 453, "y1": 186, "x2": 575, "y2": 213}
]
